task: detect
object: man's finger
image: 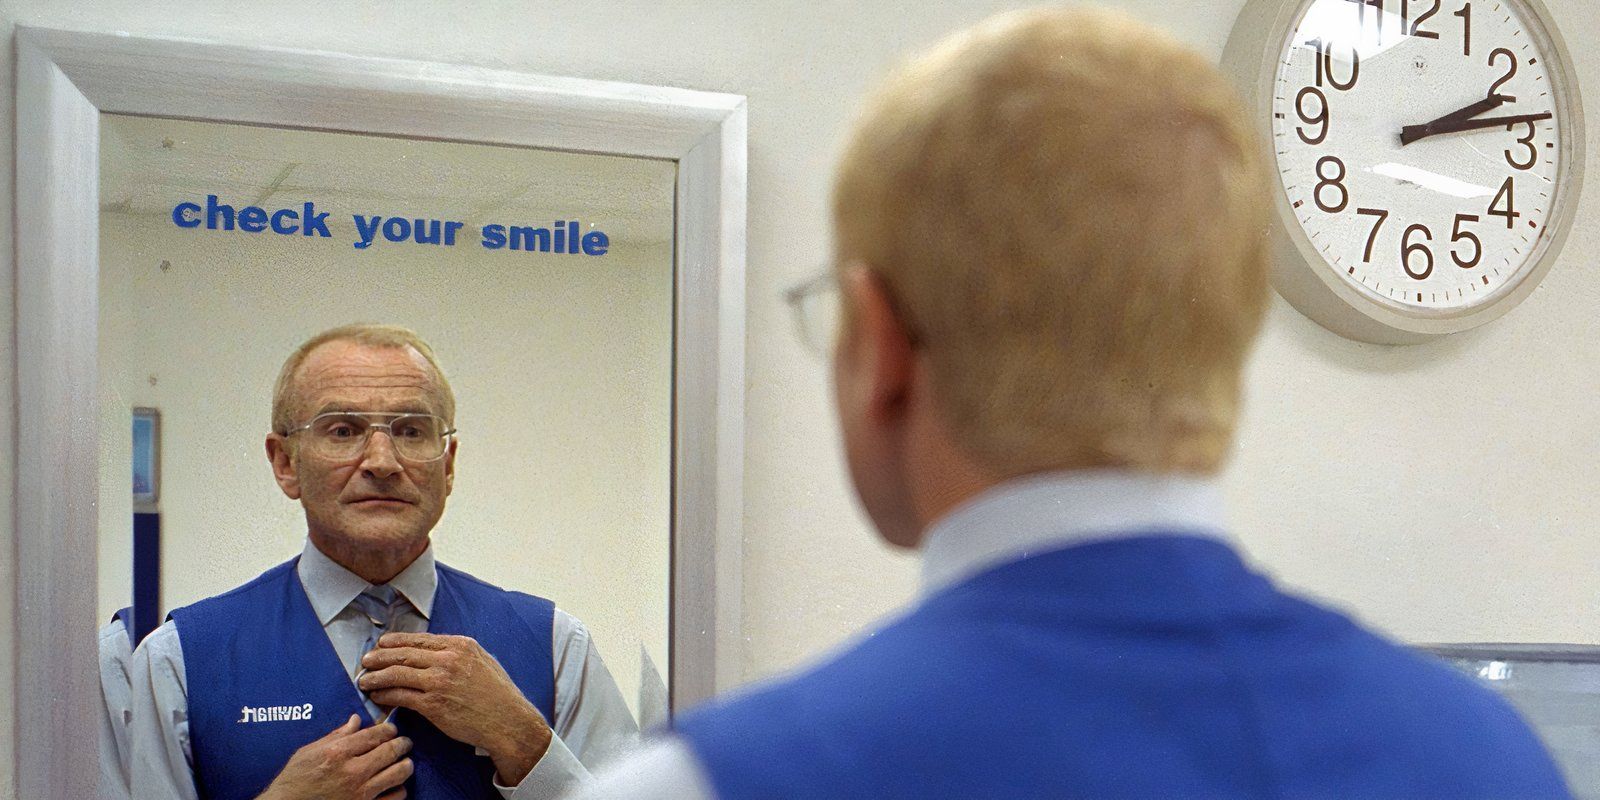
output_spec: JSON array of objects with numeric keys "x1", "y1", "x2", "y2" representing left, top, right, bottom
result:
[
  {"x1": 361, "y1": 646, "x2": 441, "y2": 671},
  {"x1": 368, "y1": 687, "x2": 431, "y2": 714},
  {"x1": 333, "y1": 721, "x2": 400, "y2": 757},
  {"x1": 364, "y1": 757, "x2": 415, "y2": 799},
  {"x1": 320, "y1": 713, "x2": 362, "y2": 741},
  {"x1": 350, "y1": 733, "x2": 413, "y2": 780},
  {"x1": 360, "y1": 665, "x2": 434, "y2": 693},
  {"x1": 375, "y1": 788, "x2": 408, "y2": 800},
  {"x1": 375, "y1": 631, "x2": 452, "y2": 650}
]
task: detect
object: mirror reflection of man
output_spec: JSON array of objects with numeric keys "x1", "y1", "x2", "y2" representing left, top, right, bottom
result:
[
  {"x1": 570, "y1": 7, "x2": 1569, "y2": 800},
  {"x1": 98, "y1": 608, "x2": 136, "y2": 800},
  {"x1": 129, "y1": 324, "x2": 639, "y2": 799}
]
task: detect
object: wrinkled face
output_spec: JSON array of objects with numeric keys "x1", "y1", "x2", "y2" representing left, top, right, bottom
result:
[{"x1": 268, "y1": 341, "x2": 456, "y2": 558}]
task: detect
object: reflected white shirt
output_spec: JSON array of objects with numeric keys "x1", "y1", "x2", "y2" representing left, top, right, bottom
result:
[
  {"x1": 565, "y1": 470, "x2": 1229, "y2": 800},
  {"x1": 99, "y1": 617, "x2": 134, "y2": 800},
  {"x1": 128, "y1": 539, "x2": 640, "y2": 800}
]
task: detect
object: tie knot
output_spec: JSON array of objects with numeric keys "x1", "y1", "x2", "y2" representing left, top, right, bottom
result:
[{"x1": 354, "y1": 585, "x2": 400, "y2": 627}]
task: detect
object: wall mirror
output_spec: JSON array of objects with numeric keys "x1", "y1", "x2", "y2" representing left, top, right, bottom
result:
[
  {"x1": 98, "y1": 113, "x2": 677, "y2": 723},
  {"x1": 16, "y1": 27, "x2": 744, "y2": 800}
]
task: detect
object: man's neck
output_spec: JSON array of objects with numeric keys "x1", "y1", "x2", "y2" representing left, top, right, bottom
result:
[
  {"x1": 885, "y1": 404, "x2": 1007, "y2": 549},
  {"x1": 907, "y1": 472, "x2": 997, "y2": 548},
  {"x1": 306, "y1": 533, "x2": 428, "y2": 584},
  {"x1": 900, "y1": 430, "x2": 1118, "y2": 550}
]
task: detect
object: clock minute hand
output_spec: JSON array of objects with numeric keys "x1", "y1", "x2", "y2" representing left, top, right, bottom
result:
[{"x1": 1401, "y1": 112, "x2": 1554, "y2": 145}]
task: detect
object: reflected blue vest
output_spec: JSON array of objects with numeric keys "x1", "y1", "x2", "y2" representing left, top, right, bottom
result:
[
  {"x1": 676, "y1": 535, "x2": 1570, "y2": 799},
  {"x1": 171, "y1": 558, "x2": 555, "y2": 800},
  {"x1": 114, "y1": 605, "x2": 151, "y2": 648}
]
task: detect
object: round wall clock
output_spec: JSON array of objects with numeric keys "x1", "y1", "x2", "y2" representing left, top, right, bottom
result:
[{"x1": 1222, "y1": 0, "x2": 1585, "y2": 344}]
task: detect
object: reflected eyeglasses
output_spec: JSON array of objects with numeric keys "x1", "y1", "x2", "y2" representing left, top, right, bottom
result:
[
  {"x1": 782, "y1": 269, "x2": 841, "y2": 357},
  {"x1": 283, "y1": 412, "x2": 456, "y2": 462}
]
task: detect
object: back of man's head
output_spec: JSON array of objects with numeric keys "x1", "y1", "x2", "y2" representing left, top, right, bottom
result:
[{"x1": 833, "y1": 6, "x2": 1270, "y2": 478}]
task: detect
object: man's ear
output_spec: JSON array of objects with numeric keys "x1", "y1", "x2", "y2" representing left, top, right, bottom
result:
[
  {"x1": 265, "y1": 434, "x2": 302, "y2": 500},
  {"x1": 444, "y1": 437, "x2": 458, "y2": 496},
  {"x1": 839, "y1": 266, "x2": 917, "y2": 426}
]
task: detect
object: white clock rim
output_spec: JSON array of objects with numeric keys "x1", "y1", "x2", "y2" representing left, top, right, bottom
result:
[{"x1": 1221, "y1": 0, "x2": 1587, "y2": 345}]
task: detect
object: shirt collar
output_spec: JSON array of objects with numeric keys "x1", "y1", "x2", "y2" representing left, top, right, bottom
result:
[
  {"x1": 919, "y1": 469, "x2": 1229, "y2": 597},
  {"x1": 297, "y1": 539, "x2": 438, "y2": 624}
]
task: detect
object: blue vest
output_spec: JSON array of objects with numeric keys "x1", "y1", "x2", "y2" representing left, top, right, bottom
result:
[
  {"x1": 676, "y1": 535, "x2": 1570, "y2": 799},
  {"x1": 170, "y1": 558, "x2": 555, "y2": 800},
  {"x1": 114, "y1": 605, "x2": 153, "y2": 648}
]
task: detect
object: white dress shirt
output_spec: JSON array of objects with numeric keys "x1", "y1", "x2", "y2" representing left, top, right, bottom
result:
[
  {"x1": 565, "y1": 470, "x2": 1229, "y2": 800},
  {"x1": 98, "y1": 616, "x2": 134, "y2": 800},
  {"x1": 128, "y1": 540, "x2": 640, "y2": 800}
]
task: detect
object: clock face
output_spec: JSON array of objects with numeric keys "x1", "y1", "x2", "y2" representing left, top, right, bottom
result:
[{"x1": 1270, "y1": 0, "x2": 1576, "y2": 315}]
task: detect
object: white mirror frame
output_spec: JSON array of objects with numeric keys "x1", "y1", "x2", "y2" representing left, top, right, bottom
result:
[{"x1": 14, "y1": 26, "x2": 745, "y2": 798}]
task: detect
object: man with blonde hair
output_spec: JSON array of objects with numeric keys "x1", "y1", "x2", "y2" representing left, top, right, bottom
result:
[
  {"x1": 571, "y1": 7, "x2": 1567, "y2": 799},
  {"x1": 129, "y1": 323, "x2": 640, "y2": 799}
]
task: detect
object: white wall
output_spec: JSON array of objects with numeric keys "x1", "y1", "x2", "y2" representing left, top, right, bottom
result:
[
  {"x1": 95, "y1": 115, "x2": 675, "y2": 721},
  {"x1": 6, "y1": 1, "x2": 1600, "y2": 795}
]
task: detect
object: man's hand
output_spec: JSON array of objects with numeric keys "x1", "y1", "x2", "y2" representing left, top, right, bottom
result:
[
  {"x1": 256, "y1": 714, "x2": 413, "y2": 800},
  {"x1": 359, "y1": 632, "x2": 553, "y2": 786}
]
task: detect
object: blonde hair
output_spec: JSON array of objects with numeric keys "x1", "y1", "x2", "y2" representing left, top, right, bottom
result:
[
  {"x1": 832, "y1": 6, "x2": 1270, "y2": 475},
  {"x1": 271, "y1": 323, "x2": 456, "y2": 435}
]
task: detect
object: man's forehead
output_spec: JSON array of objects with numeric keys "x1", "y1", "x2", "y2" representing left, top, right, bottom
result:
[
  {"x1": 291, "y1": 341, "x2": 443, "y2": 409},
  {"x1": 299, "y1": 340, "x2": 430, "y2": 375}
]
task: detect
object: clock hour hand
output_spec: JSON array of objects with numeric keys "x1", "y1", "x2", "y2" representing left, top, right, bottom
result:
[
  {"x1": 1400, "y1": 112, "x2": 1553, "y2": 145},
  {"x1": 1398, "y1": 94, "x2": 1515, "y2": 145}
]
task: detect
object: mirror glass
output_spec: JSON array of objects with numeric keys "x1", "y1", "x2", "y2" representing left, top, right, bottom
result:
[
  {"x1": 94, "y1": 111, "x2": 675, "y2": 789},
  {"x1": 1427, "y1": 645, "x2": 1600, "y2": 797}
]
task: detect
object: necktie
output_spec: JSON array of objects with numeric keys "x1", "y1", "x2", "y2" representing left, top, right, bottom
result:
[{"x1": 353, "y1": 584, "x2": 401, "y2": 720}]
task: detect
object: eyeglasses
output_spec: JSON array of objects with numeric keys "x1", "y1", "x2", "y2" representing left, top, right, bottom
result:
[
  {"x1": 782, "y1": 269, "x2": 841, "y2": 357},
  {"x1": 283, "y1": 412, "x2": 456, "y2": 462}
]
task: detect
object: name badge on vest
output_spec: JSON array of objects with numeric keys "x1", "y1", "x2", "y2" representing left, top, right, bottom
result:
[{"x1": 238, "y1": 703, "x2": 315, "y2": 723}]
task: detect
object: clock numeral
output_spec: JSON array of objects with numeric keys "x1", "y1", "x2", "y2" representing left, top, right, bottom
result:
[
  {"x1": 1402, "y1": 224, "x2": 1435, "y2": 280},
  {"x1": 1505, "y1": 120, "x2": 1538, "y2": 170},
  {"x1": 1361, "y1": 213, "x2": 1482, "y2": 279},
  {"x1": 1489, "y1": 48, "x2": 1518, "y2": 98},
  {"x1": 1296, "y1": 87, "x2": 1330, "y2": 145},
  {"x1": 1314, "y1": 156, "x2": 1349, "y2": 213},
  {"x1": 1489, "y1": 176, "x2": 1520, "y2": 228},
  {"x1": 1310, "y1": 38, "x2": 1360, "y2": 92},
  {"x1": 1403, "y1": 1, "x2": 1466, "y2": 52},
  {"x1": 1451, "y1": 214, "x2": 1483, "y2": 268},
  {"x1": 1357, "y1": 208, "x2": 1389, "y2": 263},
  {"x1": 1405, "y1": 0, "x2": 1442, "y2": 39}
]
